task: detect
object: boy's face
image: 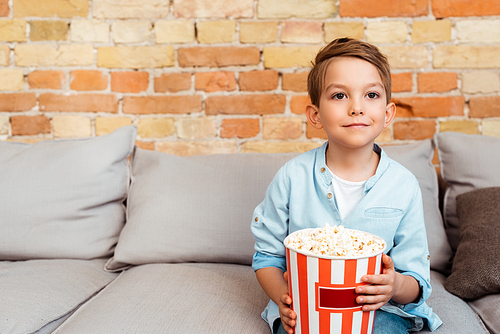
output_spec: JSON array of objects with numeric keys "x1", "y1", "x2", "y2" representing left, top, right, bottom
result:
[{"x1": 307, "y1": 56, "x2": 395, "y2": 151}]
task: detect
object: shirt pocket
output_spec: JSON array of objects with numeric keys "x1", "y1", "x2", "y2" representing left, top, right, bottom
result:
[{"x1": 364, "y1": 207, "x2": 404, "y2": 219}]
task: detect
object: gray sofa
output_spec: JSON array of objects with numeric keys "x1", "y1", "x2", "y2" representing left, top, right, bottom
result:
[{"x1": 1, "y1": 125, "x2": 498, "y2": 334}]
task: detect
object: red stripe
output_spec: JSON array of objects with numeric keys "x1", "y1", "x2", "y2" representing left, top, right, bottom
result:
[
  {"x1": 286, "y1": 248, "x2": 293, "y2": 315},
  {"x1": 361, "y1": 310, "x2": 370, "y2": 333},
  {"x1": 342, "y1": 310, "x2": 354, "y2": 334},
  {"x1": 318, "y1": 259, "x2": 331, "y2": 334},
  {"x1": 367, "y1": 256, "x2": 377, "y2": 275},
  {"x1": 344, "y1": 259, "x2": 357, "y2": 285},
  {"x1": 297, "y1": 253, "x2": 309, "y2": 334}
]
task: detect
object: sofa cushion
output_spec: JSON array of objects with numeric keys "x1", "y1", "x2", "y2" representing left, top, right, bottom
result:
[
  {"x1": 420, "y1": 271, "x2": 489, "y2": 334},
  {"x1": 106, "y1": 148, "x2": 299, "y2": 271},
  {"x1": 469, "y1": 294, "x2": 500, "y2": 334},
  {"x1": 0, "y1": 259, "x2": 118, "y2": 334},
  {"x1": 444, "y1": 187, "x2": 500, "y2": 300},
  {"x1": 384, "y1": 139, "x2": 452, "y2": 275},
  {"x1": 53, "y1": 263, "x2": 270, "y2": 334},
  {"x1": 0, "y1": 125, "x2": 136, "y2": 260},
  {"x1": 434, "y1": 132, "x2": 500, "y2": 252}
]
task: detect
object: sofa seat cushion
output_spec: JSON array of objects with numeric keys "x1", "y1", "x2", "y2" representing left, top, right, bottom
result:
[
  {"x1": 0, "y1": 125, "x2": 137, "y2": 260},
  {"x1": 469, "y1": 294, "x2": 500, "y2": 334},
  {"x1": 54, "y1": 263, "x2": 270, "y2": 334},
  {"x1": 0, "y1": 259, "x2": 118, "y2": 334},
  {"x1": 419, "y1": 270, "x2": 489, "y2": 333}
]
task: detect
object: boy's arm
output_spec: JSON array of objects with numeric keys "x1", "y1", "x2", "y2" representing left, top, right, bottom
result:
[{"x1": 255, "y1": 267, "x2": 296, "y2": 334}]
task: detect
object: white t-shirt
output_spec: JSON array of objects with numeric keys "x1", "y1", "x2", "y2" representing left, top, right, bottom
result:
[{"x1": 328, "y1": 168, "x2": 367, "y2": 220}]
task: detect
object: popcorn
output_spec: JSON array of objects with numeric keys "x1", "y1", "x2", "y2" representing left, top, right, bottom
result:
[{"x1": 285, "y1": 223, "x2": 385, "y2": 257}]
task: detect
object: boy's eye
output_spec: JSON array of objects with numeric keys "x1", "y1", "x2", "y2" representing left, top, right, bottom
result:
[
  {"x1": 366, "y1": 92, "x2": 379, "y2": 99},
  {"x1": 332, "y1": 93, "x2": 346, "y2": 100}
]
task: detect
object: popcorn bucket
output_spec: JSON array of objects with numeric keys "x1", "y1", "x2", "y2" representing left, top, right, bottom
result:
[{"x1": 284, "y1": 229, "x2": 385, "y2": 334}]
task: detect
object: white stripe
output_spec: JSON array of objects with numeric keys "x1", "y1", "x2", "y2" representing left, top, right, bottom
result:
[
  {"x1": 331, "y1": 259, "x2": 345, "y2": 284},
  {"x1": 375, "y1": 253, "x2": 383, "y2": 275},
  {"x1": 307, "y1": 256, "x2": 319, "y2": 333},
  {"x1": 356, "y1": 258, "x2": 368, "y2": 283},
  {"x1": 330, "y1": 312, "x2": 343, "y2": 334},
  {"x1": 289, "y1": 251, "x2": 301, "y2": 334},
  {"x1": 368, "y1": 310, "x2": 375, "y2": 333},
  {"x1": 352, "y1": 310, "x2": 363, "y2": 334}
]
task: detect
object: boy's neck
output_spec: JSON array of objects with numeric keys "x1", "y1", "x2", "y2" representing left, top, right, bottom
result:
[{"x1": 325, "y1": 141, "x2": 380, "y2": 182}]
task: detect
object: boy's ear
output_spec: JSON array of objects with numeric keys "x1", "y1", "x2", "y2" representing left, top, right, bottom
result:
[
  {"x1": 306, "y1": 104, "x2": 323, "y2": 129},
  {"x1": 384, "y1": 102, "x2": 396, "y2": 128}
]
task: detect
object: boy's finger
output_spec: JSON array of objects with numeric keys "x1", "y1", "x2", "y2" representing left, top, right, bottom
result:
[{"x1": 383, "y1": 254, "x2": 394, "y2": 269}]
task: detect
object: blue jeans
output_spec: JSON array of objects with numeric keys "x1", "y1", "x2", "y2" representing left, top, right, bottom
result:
[{"x1": 275, "y1": 310, "x2": 412, "y2": 334}]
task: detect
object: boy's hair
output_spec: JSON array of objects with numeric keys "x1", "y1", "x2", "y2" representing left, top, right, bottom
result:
[{"x1": 307, "y1": 37, "x2": 392, "y2": 107}]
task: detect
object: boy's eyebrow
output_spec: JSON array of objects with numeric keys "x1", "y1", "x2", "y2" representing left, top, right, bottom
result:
[{"x1": 325, "y1": 82, "x2": 384, "y2": 91}]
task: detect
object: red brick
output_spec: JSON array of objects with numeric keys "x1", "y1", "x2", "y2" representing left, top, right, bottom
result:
[
  {"x1": 39, "y1": 94, "x2": 118, "y2": 113},
  {"x1": 205, "y1": 95, "x2": 286, "y2": 115},
  {"x1": 282, "y1": 72, "x2": 308, "y2": 92},
  {"x1": 432, "y1": 0, "x2": 500, "y2": 18},
  {"x1": 0, "y1": 0, "x2": 8, "y2": 16},
  {"x1": 123, "y1": 96, "x2": 202, "y2": 114},
  {"x1": 178, "y1": 47, "x2": 260, "y2": 67},
  {"x1": 0, "y1": 93, "x2": 37, "y2": 111},
  {"x1": 393, "y1": 120, "x2": 436, "y2": 140},
  {"x1": 306, "y1": 122, "x2": 327, "y2": 139},
  {"x1": 339, "y1": 0, "x2": 428, "y2": 17},
  {"x1": 11, "y1": 115, "x2": 51, "y2": 136},
  {"x1": 417, "y1": 72, "x2": 457, "y2": 93},
  {"x1": 393, "y1": 96, "x2": 464, "y2": 117},
  {"x1": 111, "y1": 71, "x2": 149, "y2": 93},
  {"x1": 195, "y1": 71, "x2": 236, "y2": 92},
  {"x1": 70, "y1": 70, "x2": 108, "y2": 91},
  {"x1": 220, "y1": 118, "x2": 260, "y2": 138},
  {"x1": 391, "y1": 72, "x2": 413, "y2": 93},
  {"x1": 135, "y1": 140, "x2": 155, "y2": 151},
  {"x1": 154, "y1": 73, "x2": 191, "y2": 93},
  {"x1": 28, "y1": 70, "x2": 65, "y2": 89},
  {"x1": 469, "y1": 96, "x2": 500, "y2": 118},
  {"x1": 290, "y1": 95, "x2": 311, "y2": 114},
  {"x1": 239, "y1": 70, "x2": 279, "y2": 92}
]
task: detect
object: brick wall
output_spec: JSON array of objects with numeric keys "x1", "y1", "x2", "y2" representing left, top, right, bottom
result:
[{"x1": 1, "y1": 0, "x2": 499, "y2": 155}]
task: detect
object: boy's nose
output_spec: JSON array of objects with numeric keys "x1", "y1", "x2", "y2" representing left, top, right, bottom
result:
[{"x1": 350, "y1": 107, "x2": 363, "y2": 116}]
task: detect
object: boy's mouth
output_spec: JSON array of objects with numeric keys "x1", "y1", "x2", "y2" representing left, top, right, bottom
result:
[{"x1": 344, "y1": 122, "x2": 369, "y2": 128}]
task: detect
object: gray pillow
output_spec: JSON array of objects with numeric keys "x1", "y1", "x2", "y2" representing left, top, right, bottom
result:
[
  {"x1": 444, "y1": 187, "x2": 500, "y2": 300},
  {"x1": 384, "y1": 139, "x2": 453, "y2": 275},
  {"x1": 0, "y1": 125, "x2": 136, "y2": 260},
  {"x1": 106, "y1": 147, "x2": 299, "y2": 271},
  {"x1": 434, "y1": 132, "x2": 500, "y2": 252}
]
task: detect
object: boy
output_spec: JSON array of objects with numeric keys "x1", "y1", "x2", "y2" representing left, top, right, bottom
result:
[{"x1": 251, "y1": 38, "x2": 442, "y2": 334}]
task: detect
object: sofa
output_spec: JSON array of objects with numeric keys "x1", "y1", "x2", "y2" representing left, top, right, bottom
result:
[{"x1": 1, "y1": 125, "x2": 498, "y2": 334}]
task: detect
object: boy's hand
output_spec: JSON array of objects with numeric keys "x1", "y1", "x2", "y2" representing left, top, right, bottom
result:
[
  {"x1": 355, "y1": 254, "x2": 420, "y2": 311},
  {"x1": 355, "y1": 254, "x2": 397, "y2": 311},
  {"x1": 280, "y1": 271, "x2": 296, "y2": 334}
]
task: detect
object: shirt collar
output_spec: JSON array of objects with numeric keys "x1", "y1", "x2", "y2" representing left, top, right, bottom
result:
[{"x1": 316, "y1": 142, "x2": 390, "y2": 193}]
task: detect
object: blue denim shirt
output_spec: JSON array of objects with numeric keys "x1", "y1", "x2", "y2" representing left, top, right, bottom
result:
[{"x1": 251, "y1": 142, "x2": 442, "y2": 332}]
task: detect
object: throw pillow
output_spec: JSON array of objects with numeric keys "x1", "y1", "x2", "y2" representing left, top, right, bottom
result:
[
  {"x1": 434, "y1": 132, "x2": 500, "y2": 252},
  {"x1": 384, "y1": 139, "x2": 453, "y2": 275},
  {"x1": 444, "y1": 187, "x2": 500, "y2": 299},
  {"x1": 105, "y1": 148, "x2": 299, "y2": 271},
  {"x1": 0, "y1": 125, "x2": 137, "y2": 260}
]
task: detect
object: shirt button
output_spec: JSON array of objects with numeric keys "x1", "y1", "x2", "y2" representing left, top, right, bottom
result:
[
  {"x1": 327, "y1": 193, "x2": 333, "y2": 199},
  {"x1": 255, "y1": 217, "x2": 259, "y2": 222},
  {"x1": 321, "y1": 167, "x2": 326, "y2": 173},
  {"x1": 427, "y1": 255, "x2": 431, "y2": 261}
]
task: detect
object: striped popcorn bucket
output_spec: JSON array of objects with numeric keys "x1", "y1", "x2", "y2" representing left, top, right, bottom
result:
[{"x1": 284, "y1": 229, "x2": 385, "y2": 334}]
